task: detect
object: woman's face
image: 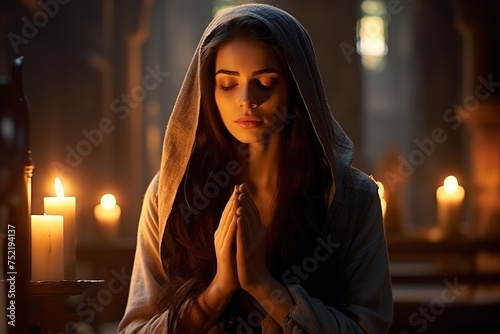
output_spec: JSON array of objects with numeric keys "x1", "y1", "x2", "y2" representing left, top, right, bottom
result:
[{"x1": 214, "y1": 38, "x2": 289, "y2": 144}]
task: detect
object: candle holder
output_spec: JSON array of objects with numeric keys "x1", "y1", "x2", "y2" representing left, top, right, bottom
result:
[
  {"x1": 28, "y1": 280, "x2": 104, "y2": 333},
  {"x1": 0, "y1": 56, "x2": 32, "y2": 333},
  {"x1": 24, "y1": 150, "x2": 35, "y2": 216}
]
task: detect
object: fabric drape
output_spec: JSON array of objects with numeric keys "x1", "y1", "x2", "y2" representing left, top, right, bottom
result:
[{"x1": 119, "y1": 4, "x2": 393, "y2": 333}]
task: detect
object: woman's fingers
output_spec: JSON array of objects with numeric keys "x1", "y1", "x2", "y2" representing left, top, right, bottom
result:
[
  {"x1": 237, "y1": 185, "x2": 261, "y2": 235},
  {"x1": 215, "y1": 187, "x2": 239, "y2": 246},
  {"x1": 223, "y1": 214, "x2": 238, "y2": 251},
  {"x1": 239, "y1": 184, "x2": 259, "y2": 214},
  {"x1": 223, "y1": 187, "x2": 238, "y2": 222},
  {"x1": 213, "y1": 187, "x2": 241, "y2": 294},
  {"x1": 220, "y1": 199, "x2": 238, "y2": 249},
  {"x1": 236, "y1": 216, "x2": 245, "y2": 248}
]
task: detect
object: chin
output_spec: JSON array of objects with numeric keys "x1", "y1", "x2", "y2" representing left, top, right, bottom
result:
[
  {"x1": 234, "y1": 136, "x2": 260, "y2": 145},
  {"x1": 228, "y1": 129, "x2": 260, "y2": 144}
]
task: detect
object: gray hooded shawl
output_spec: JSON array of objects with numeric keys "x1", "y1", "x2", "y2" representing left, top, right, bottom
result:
[{"x1": 120, "y1": 4, "x2": 392, "y2": 333}]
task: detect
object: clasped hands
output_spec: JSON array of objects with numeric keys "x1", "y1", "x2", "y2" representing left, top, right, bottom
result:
[{"x1": 213, "y1": 184, "x2": 270, "y2": 297}]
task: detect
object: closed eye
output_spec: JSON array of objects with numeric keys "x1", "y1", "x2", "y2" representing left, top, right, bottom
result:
[
  {"x1": 258, "y1": 81, "x2": 277, "y2": 89},
  {"x1": 218, "y1": 84, "x2": 237, "y2": 91}
]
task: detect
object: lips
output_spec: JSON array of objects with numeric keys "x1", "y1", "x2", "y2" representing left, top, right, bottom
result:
[{"x1": 234, "y1": 115, "x2": 264, "y2": 129}]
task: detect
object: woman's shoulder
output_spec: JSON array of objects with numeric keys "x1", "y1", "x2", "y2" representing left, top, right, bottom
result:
[
  {"x1": 335, "y1": 167, "x2": 378, "y2": 206},
  {"x1": 145, "y1": 172, "x2": 160, "y2": 203},
  {"x1": 350, "y1": 167, "x2": 378, "y2": 197},
  {"x1": 327, "y1": 167, "x2": 381, "y2": 242},
  {"x1": 138, "y1": 173, "x2": 160, "y2": 222}
]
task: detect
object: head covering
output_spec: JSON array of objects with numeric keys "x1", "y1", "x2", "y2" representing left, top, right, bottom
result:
[{"x1": 158, "y1": 4, "x2": 354, "y2": 256}]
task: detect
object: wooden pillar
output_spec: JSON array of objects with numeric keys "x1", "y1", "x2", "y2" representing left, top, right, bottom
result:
[
  {"x1": 454, "y1": 0, "x2": 500, "y2": 237},
  {"x1": 126, "y1": 0, "x2": 155, "y2": 224}
]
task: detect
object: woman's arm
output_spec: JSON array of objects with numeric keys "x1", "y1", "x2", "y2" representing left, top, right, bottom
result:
[
  {"x1": 236, "y1": 179, "x2": 392, "y2": 333},
  {"x1": 188, "y1": 273, "x2": 236, "y2": 332},
  {"x1": 235, "y1": 184, "x2": 295, "y2": 325},
  {"x1": 118, "y1": 174, "x2": 171, "y2": 333},
  {"x1": 119, "y1": 176, "x2": 241, "y2": 333},
  {"x1": 185, "y1": 188, "x2": 241, "y2": 332},
  {"x1": 283, "y1": 192, "x2": 392, "y2": 333}
]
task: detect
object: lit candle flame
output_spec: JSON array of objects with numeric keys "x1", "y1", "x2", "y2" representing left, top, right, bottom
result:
[
  {"x1": 101, "y1": 194, "x2": 116, "y2": 210},
  {"x1": 443, "y1": 176, "x2": 458, "y2": 194},
  {"x1": 376, "y1": 181, "x2": 385, "y2": 199},
  {"x1": 55, "y1": 177, "x2": 64, "y2": 197},
  {"x1": 375, "y1": 181, "x2": 387, "y2": 220}
]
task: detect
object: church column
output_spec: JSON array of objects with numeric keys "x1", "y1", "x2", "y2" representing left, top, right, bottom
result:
[{"x1": 454, "y1": 0, "x2": 500, "y2": 237}]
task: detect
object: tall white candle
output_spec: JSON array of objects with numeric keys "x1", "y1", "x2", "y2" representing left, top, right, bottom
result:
[
  {"x1": 436, "y1": 176, "x2": 465, "y2": 237},
  {"x1": 31, "y1": 215, "x2": 64, "y2": 281},
  {"x1": 44, "y1": 177, "x2": 76, "y2": 280}
]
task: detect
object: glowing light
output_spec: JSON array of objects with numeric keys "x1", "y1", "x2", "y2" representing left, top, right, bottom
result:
[
  {"x1": 358, "y1": 17, "x2": 387, "y2": 57},
  {"x1": 436, "y1": 176, "x2": 464, "y2": 238},
  {"x1": 1, "y1": 117, "x2": 14, "y2": 142},
  {"x1": 375, "y1": 180, "x2": 387, "y2": 220},
  {"x1": 361, "y1": 0, "x2": 385, "y2": 15},
  {"x1": 101, "y1": 194, "x2": 116, "y2": 210},
  {"x1": 376, "y1": 181, "x2": 385, "y2": 198},
  {"x1": 55, "y1": 177, "x2": 64, "y2": 197},
  {"x1": 95, "y1": 194, "x2": 121, "y2": 239},
  {"x1": 357, "y1": 0, "x2": 388, "y2": 70},
  {"x1": 45, "y1": 177, "x2": 76, "y2": 279},
  {"x1": 443, "y1": 176, "x2": 459, "y2": 194}
]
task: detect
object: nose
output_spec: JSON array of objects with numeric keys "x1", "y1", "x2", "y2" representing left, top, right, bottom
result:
[{"x1": 238, "y1": 84, "x2": 258, "y2": 110}]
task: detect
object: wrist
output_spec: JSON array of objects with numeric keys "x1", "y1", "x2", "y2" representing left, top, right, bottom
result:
[
  {"x1": 211, "y1": 274, "x2": 239, "y2": 300},
  {"x1": 196, "y1": 277, "x2": 237, "y2": 319},
  {"x1": 246, "y1": 275, "x2": 295, "y2": 325},
  {"x1": 243, "y1": 271, "x2": 274, "y2": 296}
]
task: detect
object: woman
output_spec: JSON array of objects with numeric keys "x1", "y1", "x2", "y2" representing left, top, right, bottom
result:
[{"x1": 119, "y1": 4, "x2": 392, "y2": 333}]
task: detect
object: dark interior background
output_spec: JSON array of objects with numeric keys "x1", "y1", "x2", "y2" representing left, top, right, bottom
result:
[{"x1": 1, "y1": 0, "x2": 499, "y2": 333}]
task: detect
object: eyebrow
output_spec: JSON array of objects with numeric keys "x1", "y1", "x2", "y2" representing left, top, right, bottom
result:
[{"x1": 215, "y1": 68, "x2": 281, "y2": 76}]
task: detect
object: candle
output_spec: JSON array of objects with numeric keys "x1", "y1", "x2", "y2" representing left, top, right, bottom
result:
[
  {"x1": 436, "y1": 176, "x2": 465, "y2": 237},
  {"x1": 44, "y1": 177, "x2": 76, "y2": 280},
  {"x1": 376, "y1": 181, "x2": 387, "y2": 221},
  {"x1": 94, "y1": 194, "x2": 121, "y2": 239},
  {"x1": 31, "y1": 215, "x2": 64, "y2": 281}
]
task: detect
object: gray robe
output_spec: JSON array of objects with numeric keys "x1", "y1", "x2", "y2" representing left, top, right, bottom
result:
[{"x1": 119, "y1": 4, "x2": 393, "y2": 333}]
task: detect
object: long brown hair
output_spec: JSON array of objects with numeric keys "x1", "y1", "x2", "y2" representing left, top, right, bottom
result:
[{"x1": 158, "y1": 15, "x2": 333, "y2": 331}]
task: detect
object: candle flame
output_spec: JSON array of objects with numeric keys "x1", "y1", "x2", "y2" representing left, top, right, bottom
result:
[
  {"x1": 101, "y1": 194, "x2": 116, "y2": 210},
  {"x1": 376, "y1": 181, "x2": 385, "y2": 198},
  {"x1": 443, "y1": 176, "x2": 458, "y2": 194},
  {"x1": 380, "y1": 197, "x2": 387, "y2": 217},
  {"x1": 55, "y1": 177, "x2": 64, "y2": 197}
]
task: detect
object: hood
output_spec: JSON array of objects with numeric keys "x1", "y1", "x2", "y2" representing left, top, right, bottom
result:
[{"x1": 157, "y1": 4, "x2": 355, "y2": 255}]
